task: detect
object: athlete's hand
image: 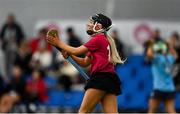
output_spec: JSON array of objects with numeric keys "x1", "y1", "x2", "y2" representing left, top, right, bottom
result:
[
  {"x1": 46, "y1": 29, "x2": 61, "y2": 47},
  {"x1": 61, "y1": 50, "x2": 69, "y2": 59}
]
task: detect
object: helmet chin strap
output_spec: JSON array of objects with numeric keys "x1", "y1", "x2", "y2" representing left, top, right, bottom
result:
[
  {"x1": 90, "y1": 22, "x2": 113, "y2": 36},
  {"x1": 93, "y1": 22, "x2": 104, "y2": 33},
  {"x1": 92, "y1": 22, "x2": 113, "y2": 34}
]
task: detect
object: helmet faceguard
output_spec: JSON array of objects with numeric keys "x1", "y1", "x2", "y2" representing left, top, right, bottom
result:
[
  {"x1": 91, "y1": 14, "x2": 112, "y2": 30},
  {"x1": 87, "y1": 13, "x2": 112, "y2": 35}
]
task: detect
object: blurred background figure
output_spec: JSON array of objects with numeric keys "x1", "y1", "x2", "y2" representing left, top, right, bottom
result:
[
  {"x1": 14, "y1": 41, "x2": 32, "y2": 75},
  {"x1": 30, "y1": 45, "x2": 53, "y2": 70},
  {"x1": 111, "y1": 29, "x2": 126, "y2": 59},
  {"x1": 66, "y1": 27, "x2": 82, "y2": 47},
  {"x1": 169, "y1": 32, "x2": 180, "y2": 91},
  {"x1": 25, "y1": 69, "x2": 48, "y2": 112},
  {"x1": 146, "y1": 40, "x2": 177, "y2": 113},
  {"x1": 59, "y1": 61, "x2": 80, "y2": 83},
  {"x1": 151, "y1": 29, "x2": 164, "y2": 42},
  {"x1": 30, "y1": 28, "x2": 53, "y2": 70},
  {"x1": 58, "y1": 74, "x2": 73, "y2": 92},
  {"x1": 0, "y1": 13, "x2": 25, "y2": 78},
  {"x1": 144, "y1": 29, "x2": 164, "y2": 54},
  {"x1": 0, "y1": 13, "x2": 25, "y2": 47},
  {"x1": 30, "y1": 28, "x2": 52, "y2": 54},
  {"x1": 143, "y1": 29, "x2": 165, "y2": 64},
  {"x1": 0, "y1": 42, "x2": 6, "y2": 81},
  {"x1": 0, "y1": 65, "x2": 26, "y2": 113}
]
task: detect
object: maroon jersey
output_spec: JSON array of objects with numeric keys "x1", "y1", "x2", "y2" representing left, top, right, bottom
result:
[{"x1": 84, "y1": 33, "x2": 115, "y2": 75}]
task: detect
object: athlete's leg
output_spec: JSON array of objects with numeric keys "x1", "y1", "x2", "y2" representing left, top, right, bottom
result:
[
  {"x1": 78, "y1": 88, "x2": 106, "y2": 113},
  {"x1": 164, "y1": 99, "x2": 176, "y2": 113},
  {"x1": 100, "y1": 93, "x2": 118, "y2": 113},
  {"x1": 148, "y1": 98, "x2": 161, "y2": 113}
]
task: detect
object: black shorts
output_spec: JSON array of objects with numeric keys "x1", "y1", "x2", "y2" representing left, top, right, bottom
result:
[
  {"x1": 150, "y1": 90, "x2": 176, "y2": 100},
  {"x1": 84, "y1": 72, "x2": 122, "y2": 95}
]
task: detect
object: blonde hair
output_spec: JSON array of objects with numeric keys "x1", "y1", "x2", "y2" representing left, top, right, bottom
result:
[
  {"x1": 92, "y1": 22, "x2": 125, "y2": 64},
  {"x1": 106, "y1": 33, "x2": 125, "y2": 64}
]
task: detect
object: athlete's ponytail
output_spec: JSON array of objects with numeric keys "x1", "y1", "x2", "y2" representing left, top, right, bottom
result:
[{"x1": 106, "y1": 33, "x2": 125, "y2": 64}]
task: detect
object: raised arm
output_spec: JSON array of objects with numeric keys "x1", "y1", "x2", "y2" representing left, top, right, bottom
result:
[
  {"x1": 46, "y1": 31, "x2": 88, "y2": 55},
  {"x1": 57, "y1": 41, "x2": 88, "y2": 55}
]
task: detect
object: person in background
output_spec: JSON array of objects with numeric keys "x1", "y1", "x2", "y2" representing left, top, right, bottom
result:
[
  {"x1": 0, "y1": 65, "x2": 26, "y2": 113},
  {"x1": 151, "y1": 29, "x2": 164, "y2": 42},
  {"x1": 26, "y1": 69, "x2": 48, "y2": 105},
  {"x1": 144, "y1": 29, "x2": 165, "y2": 64},
  {"x1": 30, "y1": 31, "x2": 53, "y2": 70},
  {"x1": 66, "y1": 27, "x2": 82, "y2": 47},
  {"x1": 111, "y1": 29, "x2": 125, "y2": 59},
  {"x1": 0, "y1": 13, "x2": 25, "y2": 77},
  {"x1": 0, "y1": 74, "x2": 6, "y2": 99},
  {"x1": 144, "y1": 29, "x2": 164, "y2": 52},
  {"x1": 0, "y1": 13, "x2": 25, "y2": 48},
  {"x1": 169, "y1": 32, "x2": 180, "y2": 91},
  {"x1": 146, "y1": 40, "x2": 177, "y2": 113},
  {"x1": 30, "y1": 28, "x2": 52, "y2": 54},
  {"x1": 0, "y1": 42, "x2": 6, "y2": 80},
  {"x1": 14, "y1": 41, "x2": 32, "y2": 75},
  {"x1": 58, "y1": 74, "x2": 73, "y2": 92}
]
